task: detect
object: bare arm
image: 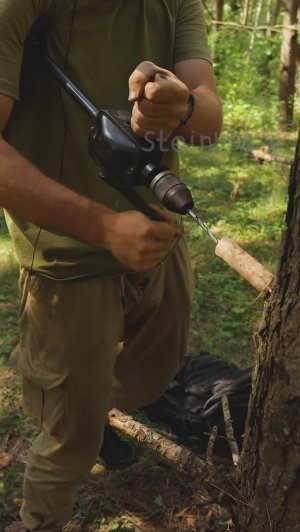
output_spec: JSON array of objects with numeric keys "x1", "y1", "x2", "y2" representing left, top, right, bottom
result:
[
  {"x1": 0, "y1": 94, "x2": 178, "y2": 271},
  {"x1": 0, "y1": 96, "x2": 111, "y2": 248},
  {"x1": 174, "y1": 59, "x2": 222, "y2": 144}
]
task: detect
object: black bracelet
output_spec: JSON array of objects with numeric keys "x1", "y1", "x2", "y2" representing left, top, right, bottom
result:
[{"x1": 179, "y1": 93, "x2": 195, "y2": 127}]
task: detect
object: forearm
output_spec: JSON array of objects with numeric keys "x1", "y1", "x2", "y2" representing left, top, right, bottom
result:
[
  {"x1": 0, "y1": 138, "x2": 115, "y2": 248},
  {"x1": 175, "y1": 86, "x2": 222, "y2": 146}
]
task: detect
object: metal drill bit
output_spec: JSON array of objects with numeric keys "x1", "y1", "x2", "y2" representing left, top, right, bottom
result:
[{"x1": 187, "y1": 209, "x2": 219, "y2": 245}]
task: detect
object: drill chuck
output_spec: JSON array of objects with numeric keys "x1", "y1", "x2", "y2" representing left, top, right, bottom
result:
[{"x1": 149, "y1": 170, "x2": 194, "y2": 214}]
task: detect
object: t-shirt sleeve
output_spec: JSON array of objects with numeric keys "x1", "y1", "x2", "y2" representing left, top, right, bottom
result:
[
  {"x1": 174, "y1": 0, "x2": 212, "y2": 65},
  {"x1": 0, "y1": 0, "x2": 53, "y2": 100}
]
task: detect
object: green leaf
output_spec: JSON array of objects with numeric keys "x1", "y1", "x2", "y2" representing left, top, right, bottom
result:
[{"x1": 110, "y1": 519, "x2": 121, "y2": 530}]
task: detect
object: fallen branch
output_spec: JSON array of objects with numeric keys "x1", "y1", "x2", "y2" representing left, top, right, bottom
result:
[
  {"x1": 221, "y1": 396, "x2": 240, "y2": 467},
  {"x1": 108, "y1": 408, "x2": 230, "y2": 500},
  {"x1": 250, "y1": 149, "x2": 293, "y2": 165},
  {"x1": 109, "y1": 408, "x2": 210, "y2": 478},
  {"x1": 206, "y1": 425, "x2": 218, "y2": 466}
]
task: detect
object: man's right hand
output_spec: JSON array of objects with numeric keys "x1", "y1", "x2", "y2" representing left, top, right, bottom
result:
[
  {"x1": 0, "y1": 93, "x2": 179, "y2": 273},
  {"x1": 101, "y1": 209, "x2": 180, "y2": 272}
]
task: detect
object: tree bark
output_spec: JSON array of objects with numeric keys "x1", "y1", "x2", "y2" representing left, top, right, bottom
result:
[
  {"x1": 278, "y1": 0, "x2": 299, "y2": 123},
  {"x1": 272, "y1": 0, "x2": 282, "y2": 26},
  {"x1": 266, "y1": 0, "x2": 273, "y2": 35},
  {"x1": 249, "y1": 0, "x2": 263, "y2": 49},
  {"x1": 232, "y1": 135, "x2": 300, "y2": 530},
  {"x1": 241, "y1": 0, "x2": 251, "y2": 25},
  {"x1": 212, "y1": 0, "x2": 224, "y2": 31},
  {"x1": 108, "y1": 408, "x2": 230, "y2": 504}
]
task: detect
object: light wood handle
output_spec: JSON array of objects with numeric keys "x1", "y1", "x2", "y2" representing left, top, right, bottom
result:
[{"x1": 215, "y1": 236, "x2": 274, "y2": 292}]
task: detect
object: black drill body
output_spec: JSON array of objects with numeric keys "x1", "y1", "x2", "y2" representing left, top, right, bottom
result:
[{"x1": 46, "y1": 56, "x2": 194, "y2": 219}]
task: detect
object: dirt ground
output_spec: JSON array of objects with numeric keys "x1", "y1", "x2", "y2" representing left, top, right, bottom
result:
[{"x1": 0, "y1": 368, "x2": 231, "y2": 532}]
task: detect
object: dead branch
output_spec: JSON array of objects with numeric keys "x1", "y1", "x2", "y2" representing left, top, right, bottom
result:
[
  {"x1": 250, "y1": 149, "x2": 293, "y2": 165},
  {"x1": 206, "y1": 425, "x2": 218, "y2": 466},
  {"x1": 108, "y1": 408, "x2": 231, "y2": 502},
  {"x1": 109, "y1": 408, "x2": 210, "y2": 478},
  {"x1": 221, "y1": 396, "x2": 240, "y2": 467},
  {"x1": 194, "y1": 496, "x2": 223, "y2": 509},
  {"x1": 212, "y1": 20, "x2": 297, "y2": 33}
]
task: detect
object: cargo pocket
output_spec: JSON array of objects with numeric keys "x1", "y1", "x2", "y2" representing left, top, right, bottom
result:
[
  {"x1": 11, "y1": 272, "x2": 69, "y2": 439},
  {"x1": 9, "y1": 272, "x2": 69, "y2": 389},
  {"x1": 23, "y1": 375, "x2": 69, "y2": 440}
]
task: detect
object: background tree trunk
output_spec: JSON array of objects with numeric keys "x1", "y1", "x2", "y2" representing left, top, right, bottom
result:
[
  {"x1": 272, "y1": 0, "x2": 282, "y2": 25},
  {"x1": 212, "y1": 0, "x2": 224, "y2": 31},
  {"x1": 241, "y1": 0, "x2": 251, "y2": 24},
  {"x1": 266, "y1": 0, "x2": 272, "y2": 36},
  {"x1": 249, "y1": 0, "x2": 263, "y2": 49},
  {"x1": 232, "y1": 135, "x2": 300, "y2": 530},
  {"x1": 278, "y1": 0, "x2": 299, "y2": 123}
]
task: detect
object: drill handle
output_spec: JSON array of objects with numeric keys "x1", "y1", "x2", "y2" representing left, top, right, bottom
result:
[{"x1": 114, "y1": 186, "x2": 163, "y2": 221}]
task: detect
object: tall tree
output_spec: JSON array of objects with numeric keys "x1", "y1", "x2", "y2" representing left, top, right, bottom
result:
[
  {"x1": 212, "y1": 0, "x2": 224, "y2": 31},
  {"x1": 231, "y1": 134, "x2": 300, "y2": 530},
  {"x1": 241, "y1": 0, "x2": 251, "y2": 24},
  {"x1": 249, "y1": 0, "x2": 263, "y2": 48},
  {"x1": 272, "y1": 0, "x2": 282, "y2": 25},
  {"x1": 279, "y1": 0, "x2": 299, "y2": 123}
]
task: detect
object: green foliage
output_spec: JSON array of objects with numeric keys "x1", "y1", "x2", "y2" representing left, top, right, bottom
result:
[
  {"x1": 213, "y1": 31, "x2": 281, "y2": 99},
  {"x1": 210, "y1": 27, "x2": 283, "y2": 157},
  {"x1": 179, "y1": 25, "x2": 296, "y2": 364}
]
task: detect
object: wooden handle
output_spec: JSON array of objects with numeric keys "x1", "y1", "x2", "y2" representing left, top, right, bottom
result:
[{"x1": 215, "y1": 237, "x2": 274, "y2": 292}]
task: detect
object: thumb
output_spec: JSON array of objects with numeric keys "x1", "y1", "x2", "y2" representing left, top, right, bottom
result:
[
  {"x1": 128, "y1": 61, "x2": 173, "y2": 102},
  {"x1": 128, "y1": 68, "x2": 147, "y2": 102}
]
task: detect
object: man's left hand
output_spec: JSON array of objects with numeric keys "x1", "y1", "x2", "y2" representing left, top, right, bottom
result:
[{"x1": 128, "y1": 61, "x2": 190, "y2": 139}]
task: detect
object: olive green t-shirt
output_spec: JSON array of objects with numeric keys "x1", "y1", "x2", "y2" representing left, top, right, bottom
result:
[{"x1": 0, "y1": 0, "x2": 211, "y2": 279}]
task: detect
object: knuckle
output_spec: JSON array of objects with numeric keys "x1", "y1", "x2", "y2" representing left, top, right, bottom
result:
[
  {"x1": 142, "y1": 60, "x2": 155, "y2": 69},
  {"x1": 131, "y1": 120, "x2": 145, "y2": 136},
  {"x1": 134, "y1": 109, "x2": 146, "y2": 127},
  {"x1": 129, "y1": 71, "x2": 144, "y2": 86},
  {"x1": 130, "y1": 62, "x2": 155, "y2": 85},
  {"x1": 141, "y1": 226, "x2": 152, "y2": 239},
  {"x1": 146, "y1": 84, "x2": 160, "y2": 101},
  {"x1": 138, "y1": 99, "x2": 155, "y2": 116}
]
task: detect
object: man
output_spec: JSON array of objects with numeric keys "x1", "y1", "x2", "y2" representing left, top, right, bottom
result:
[{"x1": 0, "y1": 0, "x2": 222, "y2": 529}]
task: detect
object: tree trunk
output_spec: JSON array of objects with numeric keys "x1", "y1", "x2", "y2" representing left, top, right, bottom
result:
[
  {"x1": 212, "y1": 0, "x2": 224, "y2": 31},
  {"x1": 249, "y1": 0, "x2": 263, "y2": 49},
  {"x1": 241, "y1": 0, "x2": 251, "y2": 25},
  {"x1": 266, "y1": 0, "x2": 272, "y2": 35},
  {"x1": 232, "y1": 135, "x2": 300, "y2": 530},
  {"x1": 272, "y1": 0, "x2": 282, "y2": 25},
  {"x1": 278, "y1": 0, "x2": 299, "y2": 123}
]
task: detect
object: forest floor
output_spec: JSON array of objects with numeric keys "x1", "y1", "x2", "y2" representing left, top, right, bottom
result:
[{"x1": 0, "y1": 108, "x2": 297, "y2": 530}]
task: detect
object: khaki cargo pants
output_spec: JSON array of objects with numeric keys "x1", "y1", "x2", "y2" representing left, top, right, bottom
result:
[{"x1": 10, "y1": 237, "x2": 194, "y2": 531}]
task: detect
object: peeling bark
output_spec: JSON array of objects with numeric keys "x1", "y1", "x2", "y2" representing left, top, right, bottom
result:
[{"x1": 108, "y1": 408, "x2": 231, "y2": 504}]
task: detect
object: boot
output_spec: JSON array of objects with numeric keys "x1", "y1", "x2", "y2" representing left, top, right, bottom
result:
[{"x1": 98, "y1": 425, "x2": 137, "y2": 469}]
